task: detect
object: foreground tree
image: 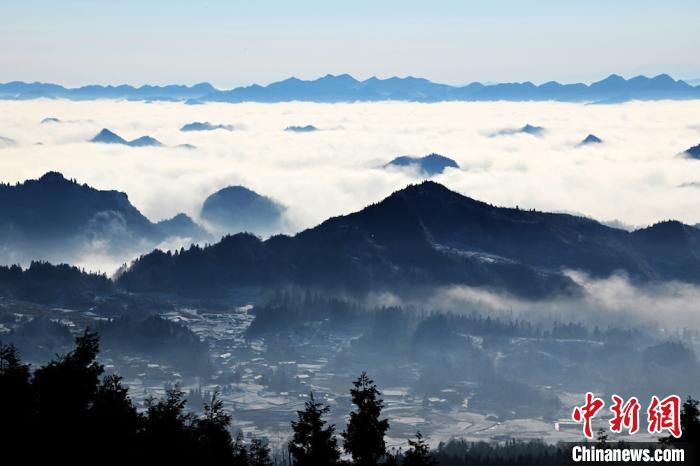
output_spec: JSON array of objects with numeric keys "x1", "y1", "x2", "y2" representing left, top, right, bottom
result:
[
  {"x1": 0, "y1": 343, "x2": 33, "y2": 454},
  {"x1": 343, "y1": 372, "x2": 390, "y2": 466},
  {"x1": 289, "y1": 392, "x2": 341, "y2": 465},
  {"x1": 249, "y1": 436, "x2": 274, "y2": 466},
  {"x1": 403, "y1": 431, "x2": 435, "y2": 466},
  {"x1": 0, "y1": 331, "x2": 246, "y2": 463},
  {"x1": 31, "y1": 331, "x2": 106, "y2": 457},
  {"x1": 232, "y1": 431, "x2": 250, "y2": 466},
  {"x1": 195, "y1": 389, "x2": 235, "y2": 463},
  {"x1": 88, "y1": 373, "x2": 140, "y2": 458}
]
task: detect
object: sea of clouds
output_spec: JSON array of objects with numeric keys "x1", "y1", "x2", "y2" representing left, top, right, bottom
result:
[{"x1": 1, "y1": 98, "x2": 700, "y2": 273}]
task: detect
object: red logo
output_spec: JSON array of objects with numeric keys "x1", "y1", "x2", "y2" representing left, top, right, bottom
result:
[
  {"x1": 609, "y1": 395, "x2": 640, "y2": 434},
  {"x1": 572, "y1": 392, "x2": 605, "y2": 439},
  {"x1": 647, "y1": 395, "x2": 681, "y2": 438},
  {"x1": 572, "y1": 393, "x2": 681, "y2": 439}
]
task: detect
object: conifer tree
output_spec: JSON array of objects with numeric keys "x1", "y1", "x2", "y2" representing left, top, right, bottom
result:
[
  {"x1": 289, "y1": 392, "x2": 341, "y2": 465},
  {"x1": 342, "y1": 372, "x2": 390, "y2": 466},
  {"x1": 0, "y1": 343, "x2": 33, "y2": 457},
  {"x1": 249, "y1": 436, "x2": 274, "y2": 466},
  {"x1": 403, "y1": 431, "x2": 435, "y2": 466},
  {"x1": 195, "y1": 388, "x2": 235, "y2": 462}
]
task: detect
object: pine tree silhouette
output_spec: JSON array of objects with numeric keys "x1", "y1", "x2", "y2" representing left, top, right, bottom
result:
[
  {"x1": 31, "y1": 330, "x2": 104, "y2": 458},
  {"x1": 0, "y1": 343, "x2": 33, "y2": 457},
  {"x1": 289, "y1": 391, "x2": 341, "y2": 465},
  {"x1": 194, "y1": 388, "x2": 235, "y2": 462},
  {"x1": 232, "y1": 430, "x2": 250, "y2": 466},
  {"x1": 342, "y1": 372, "x2": 390, "y2": 466},
  {"x1": 403, "y1": 431, "x2": 435, "y2": 466},
  {"x1": 248, "y1": 436, "x2": 274, "y2": 466}
]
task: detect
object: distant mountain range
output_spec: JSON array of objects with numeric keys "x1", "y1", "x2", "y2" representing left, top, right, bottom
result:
[
  {"x1": 117, "y1": 181, "x2": 700, "y2": 299},
  {"x1": 2, "y1": 73, "x2": 699, "y2": 103}
]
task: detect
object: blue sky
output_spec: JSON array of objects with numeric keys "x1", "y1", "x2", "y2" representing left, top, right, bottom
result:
[{"x1": 2, "y1": 0, "x2": 699, "y2": 87}]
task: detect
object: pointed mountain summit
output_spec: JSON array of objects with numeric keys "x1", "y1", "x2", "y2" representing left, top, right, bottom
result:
[
  {"x1": 590, "y1": 74, "x2": 627, "y2": 92},
  {"x1": 682, "y1": 143, "x2": 700, "y2": 159},
  {"x1": 580, "y1": 134, "x2": 603, "y2": 145},
  {"x1": 156, "y1": 213, "x2": 209, "y2": 239},
  {"x1": 127, "y1": 135, "x2": 162, "y2": 147},
  {"x1": 90, "y1": 128, "x2": 127, "y2": 144}
]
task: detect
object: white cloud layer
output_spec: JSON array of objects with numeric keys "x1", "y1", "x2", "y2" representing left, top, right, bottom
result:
[
  {"x1": 381, "y1": 271, "x2": 700, "y2": 333},
  {"x1": 1, "y1": 99, "x2": 700, "y2": 271}
]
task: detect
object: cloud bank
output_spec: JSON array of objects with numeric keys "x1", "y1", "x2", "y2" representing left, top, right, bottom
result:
[{"x1": 1, "y1": 99, "x2": 700, "y2": 272}]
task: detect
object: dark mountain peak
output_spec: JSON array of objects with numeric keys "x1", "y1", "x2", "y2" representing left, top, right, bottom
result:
[
  {"x1": 386, "y1": 180, "x2": 474, "y2": 204},
  {"x1": 385, "y1": 153, "x2": 460, "y2": 176},
  {"x1": 127, "y1": 135, "x2": 162, "y2": 147},
  {"x1": 40, "y1": 117, "x2": 60, "y2": 124},
  {"x1": 200, "y1": 185, "x2": 285, "y2": 235},
  {"x1": 634, "y1": 220, "x2": 691, "y2": 235},
  {"x1": 38, "y1": 171, "x2": 68, "y2": 182},
  {"x1": 682, "y1": 143, "x2": 700, "y2": 159},
  {"x1": 521, "y1": 124, "x2": 545, "y2": 135},
  {"x1": 0, "y1": 173, "x2": 161, "y2": 263},
  {"x1": 156, "y1": 213, "x2": 209, "y2": 240},
  {"x1": 208, "y1": 185, "x2": 263, "y2": 201},
  {"x1": 23, "y1": 171, "x2": 132, "y2": 201},
  {"x1": 631, "y1": 221, "x2": 700, "y2": 262},
  {"x1": 580, "y1": 134, "x2": 603, "y2": 145},
  {"x1": 90, "y1": 128, "x2": 127, "y2": 144},
  {"x1": 406, "y1": 180, "x2": 497, "y2": 209}
]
